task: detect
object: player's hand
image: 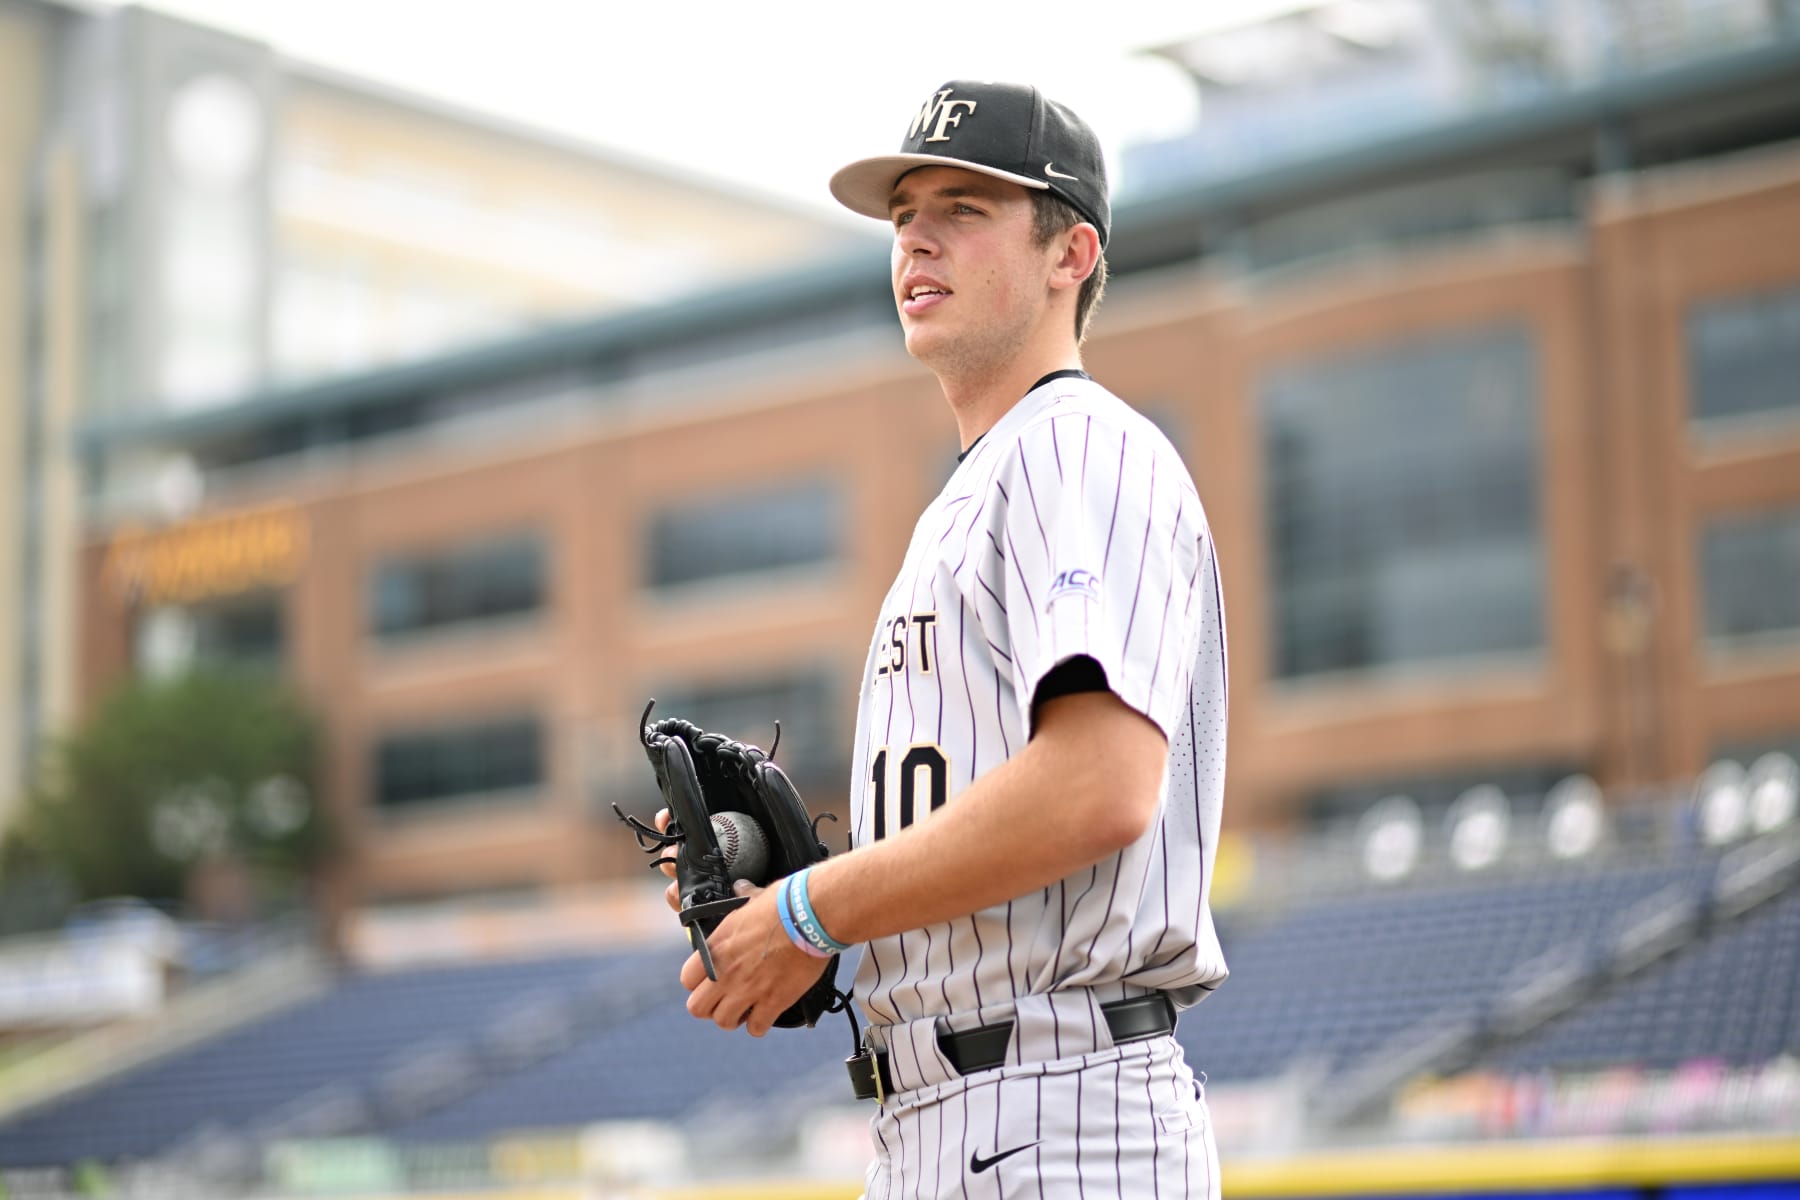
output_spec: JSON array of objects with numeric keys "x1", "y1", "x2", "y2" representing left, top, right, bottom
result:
[
  {"x1": 654, "y1": 808, "x2": 679, "y2": 912},
  {"x1": 680, "y1": 879, "x2": 830, "y2": 1037}
]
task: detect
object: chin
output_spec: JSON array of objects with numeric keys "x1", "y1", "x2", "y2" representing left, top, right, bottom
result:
[
  {"x1": 903, "y1": 319, "x2": 959, "y2": 362},
  {"x1": 901, "y1": 323, "x2": 937, "y2": 362}
]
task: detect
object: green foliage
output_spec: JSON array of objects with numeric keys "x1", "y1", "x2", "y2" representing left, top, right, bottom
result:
[{"x1": 17, "y1": 668, "x2": 326, "y2": 904}]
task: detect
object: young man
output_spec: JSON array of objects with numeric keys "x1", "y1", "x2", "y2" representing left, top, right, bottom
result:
[{"x1": 677, "y1": 80, "x2": 1229, "y2": 1197}]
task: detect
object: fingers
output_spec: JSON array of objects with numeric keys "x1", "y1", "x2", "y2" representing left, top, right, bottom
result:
[
  {"x1": 678, "y1": 895, "x2": 800, "y2": 1037},
  {"x1": 655, "y1": 810, "x2": 677, "y2": 879},
  {"x1": 665, "y1": 878, "x2": 679, "y2": 913},
  {"x1": 684, "y1": 977, "x2": 718, "y2": 1021},
  {"x1": 683, "y1": 974, "x2": 753, "y2": 1030},
  {"x1": 680, "y1": 950, "x2": 708, "y2": 991},
  {"x1": 714, "y1": 993, "x2": 754, "y2": 1031}
]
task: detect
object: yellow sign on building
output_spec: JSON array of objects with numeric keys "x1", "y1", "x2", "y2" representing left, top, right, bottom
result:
[{"x1": 104, "y1": 505, "x2": 309, "y2": 606}]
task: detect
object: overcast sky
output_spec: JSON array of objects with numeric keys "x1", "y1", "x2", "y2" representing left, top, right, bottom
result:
[{"x1": 105, "y1": 0, "x2": 1307, "y2": 222}]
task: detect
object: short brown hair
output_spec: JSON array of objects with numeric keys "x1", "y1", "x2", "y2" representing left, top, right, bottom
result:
[{"x1": 1030, "y1": 191, "x2": 1108, "y2": 342}]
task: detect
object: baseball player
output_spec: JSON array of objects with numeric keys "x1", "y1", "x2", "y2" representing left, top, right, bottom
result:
[{"x1": 676, "y1": 80, "x2": 1229, "y2": 1197}]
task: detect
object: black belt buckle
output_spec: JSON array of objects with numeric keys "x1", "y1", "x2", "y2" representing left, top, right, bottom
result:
[
  {"x1": 851, "y1": 992, "x2": 1174, "y2": 1103},
  {"x1": 846, "y1": 1046, "x2": 885, "y2": 1104}
]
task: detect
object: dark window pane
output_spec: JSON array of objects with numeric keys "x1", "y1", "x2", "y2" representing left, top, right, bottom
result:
[
  {"x1": 646, "y1": 479, "x2": 839, "y2": 589},
  {"x1": 370, "y1": 532, "x2": 546, "y2": 638},
  {"x1": 192, "y1": 592, "x2": 284, "y2": 665},
  {"x1": 654, "y1": 669, "x2": 838, "y2": 782},
  {"x1": 1701, "y1": 506, "x2": 1800, "y2": 643},
  {"x1": 1688, "y1": 284, "x2": 1800, "y2": 426},
  {"x1": 374, "y1": 714, "x2": 543, "y2": 811},
  {"x1": 1259, "y1": 324, "x2": 1543, "y2": 678},
  {"x1": 132, "y1": 593, "x2": 286, "y2": 673}
]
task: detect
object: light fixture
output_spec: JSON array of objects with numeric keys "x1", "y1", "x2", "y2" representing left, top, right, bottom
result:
[
  {"x1": 1359, "y1": 794, "x2": 1423, "y2": 883},
  {"x1": 1746, "y1": 752, "x2": 1799, "y2": 834},
  {"x1": 1447, "y1": 784, "x2": 1511, "y2": 871},
  {"x1": 1696, "y1": 760, "x2": 1749, "y2": 846},
  {"x1": 1541, "y1": 774, "x2": 1606, "y2": 860}
]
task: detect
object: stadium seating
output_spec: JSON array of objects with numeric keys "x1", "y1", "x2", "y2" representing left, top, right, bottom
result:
[
  {"x1": 1481, "y1": 883, "x2": 1800, "y2": 1073},
  {"x1": 0, "y1": 948, "x2": 670, "y2": 1167},
  {"x1": 1176, "y1": 851, "x2": 1729, "y2": 1084},
  {"x1": 386, "y1": 954, "x2": 856, "y2": 1142},
  {"x1": 8, "y1": 837, "x2": 1798, "y2": 1169}
]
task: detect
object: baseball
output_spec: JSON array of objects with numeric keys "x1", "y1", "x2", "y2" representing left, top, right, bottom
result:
[{"x1": 710, "y1": 811, "x2": 770, "y2": 884}]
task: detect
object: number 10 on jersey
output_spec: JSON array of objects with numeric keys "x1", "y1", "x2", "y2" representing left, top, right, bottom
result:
[{"x1": 870, "y1": 744, "x2": 949, "y2": 840}]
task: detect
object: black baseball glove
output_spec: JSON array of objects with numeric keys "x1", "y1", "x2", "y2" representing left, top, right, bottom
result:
[{"x1": 616, "y1": 701, "x2": 848, "y2": 1030}]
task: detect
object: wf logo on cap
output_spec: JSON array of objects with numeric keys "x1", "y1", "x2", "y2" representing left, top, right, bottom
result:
[
  {"x1": 830, "y1": 79, "x2": 1112, "y2": 248},
  {"x1": 909, "y1": 88, "x2": 978, "y2": 144}
]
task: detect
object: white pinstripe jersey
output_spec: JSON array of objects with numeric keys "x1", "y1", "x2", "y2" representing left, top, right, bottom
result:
[{"x1": 848, "y1": 372, "x2": 1229, "y2": 1030}]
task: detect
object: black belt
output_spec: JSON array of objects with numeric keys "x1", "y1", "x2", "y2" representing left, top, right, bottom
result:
[{"x1": 847, "y1": 993, "x2": 1175, "y2": 1102}]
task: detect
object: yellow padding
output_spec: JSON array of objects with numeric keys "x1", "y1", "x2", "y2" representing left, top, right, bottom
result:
[
  {"x1": 644, "y1": 1184, "x2": 860, "y2": 1200},
  {"x1": 1221, "y1": 1136, "x2": 1800, "y2": 1197}
]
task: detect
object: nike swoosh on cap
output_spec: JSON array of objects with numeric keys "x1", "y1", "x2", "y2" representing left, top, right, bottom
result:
[{"x1": 1044, "y1": 162, "x2": 1080, "y2": 180}]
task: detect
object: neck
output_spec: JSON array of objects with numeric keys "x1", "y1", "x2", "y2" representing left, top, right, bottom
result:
[{"x1": 937, "y1": 336, "x2": 1084, "y2": 451}]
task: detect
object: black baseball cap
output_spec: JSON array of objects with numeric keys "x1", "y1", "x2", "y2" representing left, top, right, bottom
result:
[{"x1": 830, "y1": 80, "x2": 1111, "y2": 248}]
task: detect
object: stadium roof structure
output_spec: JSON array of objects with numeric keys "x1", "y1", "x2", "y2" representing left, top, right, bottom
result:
[{"x1": 79, "y1": 27, "x2": 1800, "y2": 474}]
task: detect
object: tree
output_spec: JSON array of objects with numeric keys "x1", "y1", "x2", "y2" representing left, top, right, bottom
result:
[{"x1": 14, "y1": 668, "x2": 327, "y2": 910}]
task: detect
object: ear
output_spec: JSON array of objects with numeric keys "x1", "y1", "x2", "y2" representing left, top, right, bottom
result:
[{"x1": 1047, "y1": 223, "x2": 1101, "y2": 294}]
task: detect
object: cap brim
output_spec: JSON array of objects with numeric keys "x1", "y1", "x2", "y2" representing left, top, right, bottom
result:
[{"x1": 829, "y1": 154, "x2": 1049, "y2": 221}]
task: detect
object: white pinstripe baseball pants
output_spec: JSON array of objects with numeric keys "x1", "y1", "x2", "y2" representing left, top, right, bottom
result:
[{"x1": 858, "y1": 997, "x2": 1218, "y2": 1199}]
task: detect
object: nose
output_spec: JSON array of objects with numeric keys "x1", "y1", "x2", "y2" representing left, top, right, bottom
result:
[{"x1": 895, "y1": 213, "x2": 939, "y2": 258}]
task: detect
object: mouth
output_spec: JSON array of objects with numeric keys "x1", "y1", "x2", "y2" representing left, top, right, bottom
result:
[{"x1": 901, "y1": 282, "x2": 952, "y2": 316}]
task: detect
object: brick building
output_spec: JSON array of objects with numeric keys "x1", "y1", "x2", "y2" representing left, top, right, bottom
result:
[{"x1": 72, "y1": 21, "x2": 1800, "y2": 913}]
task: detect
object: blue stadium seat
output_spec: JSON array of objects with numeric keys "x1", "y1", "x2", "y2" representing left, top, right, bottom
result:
[
  {"x1": 10, "y1": 845, "x2": 1793, "y2": 1166},
  {"x1": 1480, "y1": 885, "x2": 1800, "y2": 1073},
  {"x1": 386, "y1": 958, "x2": 854, "y2": 1141},
  {"x1": 0, "y1": 948, "x2": 667, "y2": 1167},
  {"x1": 1177, "y1": 854, "x2": 1731, "y2": 1084}
]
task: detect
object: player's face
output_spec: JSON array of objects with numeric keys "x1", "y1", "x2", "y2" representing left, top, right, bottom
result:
[{"x1": 887, "y1": 166, "x2": 1057, "y2": 372}]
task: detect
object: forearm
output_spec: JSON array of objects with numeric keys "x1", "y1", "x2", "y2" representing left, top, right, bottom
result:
[{"x1": 808, "y1": 692, "x2": 1165, "y2": 946}]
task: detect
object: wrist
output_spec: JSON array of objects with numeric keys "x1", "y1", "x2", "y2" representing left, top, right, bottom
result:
[
  {"x1": 781, "y1": 866, "x2": 851, "y2": 957},
  {"x1": 776, "y1": 869, "x2": 833, "y2": 958}
]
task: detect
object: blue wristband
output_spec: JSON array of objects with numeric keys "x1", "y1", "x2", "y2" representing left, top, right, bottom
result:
[
  {"x1": 777, "y1": 872, "x2": 830, "y2": 959},
  {"x1": 788, "y1": 867, "x2": 851, "y2": 956}
]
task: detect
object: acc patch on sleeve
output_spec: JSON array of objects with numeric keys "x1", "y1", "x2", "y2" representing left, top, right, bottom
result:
[{"x1": 1047, "y1": 567, "x2": 1102, "y2": 607}]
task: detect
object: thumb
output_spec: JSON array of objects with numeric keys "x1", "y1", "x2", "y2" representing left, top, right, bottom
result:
[{"x1": 733, "y1": 878, "x2": 760, "y2": 897}]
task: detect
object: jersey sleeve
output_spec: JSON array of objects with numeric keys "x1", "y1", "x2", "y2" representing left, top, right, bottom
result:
[{"x1": 982, "y1": 414, "x2": 1206, "y2": 739}]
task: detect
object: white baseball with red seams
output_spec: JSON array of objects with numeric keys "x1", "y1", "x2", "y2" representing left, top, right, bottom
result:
[{"x1": 709, "y1": 811, "x2": 770, "y2": 884}]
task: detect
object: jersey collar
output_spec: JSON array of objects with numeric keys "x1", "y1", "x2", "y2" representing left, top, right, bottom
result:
[{"x1": 957, "y1": 369, "x2": 1092, "y2": 462}]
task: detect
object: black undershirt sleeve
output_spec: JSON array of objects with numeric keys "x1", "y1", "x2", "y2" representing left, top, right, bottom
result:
[{"x1": 1030, "y1": 654, "x2": 1110, "y2": 731}]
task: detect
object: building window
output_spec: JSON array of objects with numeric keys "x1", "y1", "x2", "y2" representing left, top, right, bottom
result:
[
  {"x1": 653, "y1": 669, "x2": 838, "y2": 781},
  {"x1": 1701, "y1": 505, "x2": 1800, "y2": 646},
  {"x1": 370, "y1": 532, "x2": 547, "y2": 639},
  {"x1": 645, "y1": 478, "x2": 839, "y2": 590},
  {"x1": 194, "y1": 592, "x2": 285, "y2": 665},
  {"x1": 1259, "y1": 324, "x2": 1542, "y2": 679},
  {"x1": 374, "y1": 714, "x2": 543, "y2": 812},
  {"x1": 1688, "y1": 283, "x2": 1800, "y2": 428},
  {"x1": 133, "y1": 592, "x2": 286, "y2": 677}
]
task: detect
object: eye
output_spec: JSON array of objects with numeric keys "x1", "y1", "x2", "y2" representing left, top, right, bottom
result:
[
  {"x1": 952, "y1": 203, "x2": 980, "y2": 215},
  {"x1": 893, "y1": 210, "x2": 915, "y2": 228}
]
